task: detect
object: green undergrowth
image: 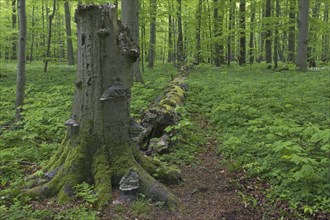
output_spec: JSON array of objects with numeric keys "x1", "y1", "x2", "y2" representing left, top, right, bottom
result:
[
  {"x1": 0, "y1": 61, "x2": 174, "y2": 219},
  {"x1": 186, "y1": 63, "x2": 330, "y2": 217},
  {"x1": 160, "y1": 106, "x2": 207, "y2": 165}
]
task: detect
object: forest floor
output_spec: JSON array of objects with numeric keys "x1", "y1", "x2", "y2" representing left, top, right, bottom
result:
[
  {"x1": 100, "y1": 116, "x2": 263, "y2": 220},
  {"x1": 1, "y1": 62, "x2": 329, "y2": 220},
  {"x1": 149, "y1": 118, "x2": 262, "y2": 220}
]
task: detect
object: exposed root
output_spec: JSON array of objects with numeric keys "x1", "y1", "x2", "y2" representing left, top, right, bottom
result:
[{"x1": 26, "y1": 142, "x2": 181, "y2": 209}]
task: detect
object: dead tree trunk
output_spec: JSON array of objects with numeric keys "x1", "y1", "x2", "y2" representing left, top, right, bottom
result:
[{"x1": 27, "y1": 4, "x2": 179, "y2": 209}]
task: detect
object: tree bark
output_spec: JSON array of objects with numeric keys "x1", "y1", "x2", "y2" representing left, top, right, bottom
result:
[
  {"x1": 213, "y1": 0, "x2": 224, "y2": 67},
  {"x1": 265, "y1": 0, "x2": 272, "y2": 68},
  {"x1": 308, "y1": 2, "x2": 321, "y2": 66},
  {"x1": 177, "y1": 0, "x2": 184, "y2": 64},
  {"x1": 147, "y1": 0, "x2": 157, "y2": 68},
  {"x1": 322, "y1": 3, "x2": 329, "y2": 62},
  {"x1": 64, "y1": 1, "x2": 74, "y2": 65},
  {"x1": 122, "y1": 0, "x2": 144, "y2": 83},
  {"x1": 168, "y1": 12, "x2": 173, "y2": 62},
  {"x1": 29, "y1": 3, "x2": 35, "y2": 63},
  {"x1": 195, "y1": 0, "x2": 202, "y2": 64},
  {"x1": 11, "y1": 0, "x2": 17, "y2": 60},
  {"x1": 257, "y1": 4, "x2": 265, "y2": 63},
  {"x1": 273, "y1": 0, "x2": 280, "y2": 69},
  {"x1": 227, "y1": 0, "x2": 235, "y2": 66},
  {"x1": 44, "y1": 0, "x2": 56, "y2": 73},
  {"x1": 27, "y1": 4, "x2": 179, "y2": 209},
  {"x1": 249, "y1": 0, "x2": 255, "y2": 64},
  {"x1": 238, "y1": 0, "x2": 246, "y2": 66},
  {"x1": 287, "y1": 0, "x2": 296, "y2": 62},
  {"x1": 296, "y1": 0, "x2": 309, "y2": 71},
  {"x1": 15, "y1": 0, "x2": 27, "y2": 122}
]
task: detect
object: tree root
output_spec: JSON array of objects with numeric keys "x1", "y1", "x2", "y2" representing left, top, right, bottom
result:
[{"x1": 26, "y1": 142, "x2": 180, "y2": 209}]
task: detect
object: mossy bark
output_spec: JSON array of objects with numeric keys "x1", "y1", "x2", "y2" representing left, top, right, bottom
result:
[
  {"x1": 27, "y1": 4, "x2": 179, "y2": 209},
  {"x1": 136, "y1": 75, "x2": 188, "y2": 151}
]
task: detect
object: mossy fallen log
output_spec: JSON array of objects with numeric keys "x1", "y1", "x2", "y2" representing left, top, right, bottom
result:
[{"x1": 130, "y1": 74, "x2": 188, "y2": 154}]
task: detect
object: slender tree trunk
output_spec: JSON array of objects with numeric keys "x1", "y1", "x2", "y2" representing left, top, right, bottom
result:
[
  {"x1": 322, "y1": 4, "x2": 329, "y2": 62},
  {"x1": 249, "y1": 0, "x2": 255, "y2": 64},
  {"x1": 238, "y1": 0, "x2": 246, "y2": 66},
  {"x1": 213, "y1": 0, "x2": 219, "y2": 66},
  {"x1": 11, "y1": 0, "x2": 17, "y2": 60},
  {"x1": 122, "y1": 0, "x2": 144, "y2": 83},
  {"x1": 29, "y1": 3, "x2": 35, "y2": 63},
  {"x1": 195, "y1": 0, "x2": 202, "y2": 64},
  {"x1": 265, "y1": 0, "x2": 272, "y2": 68},
  {"x1": 296, "y1": 0, "x2": 309, "y2": 71},
  {"x1": 177, "y1": 0, "x2": 184, "y2": 64},
  {"x1": 147, "y1": 0, "x2": 157, "y2": 68},
  {"x1": 168, "y1": 12, "x2": 173, "y2": 62},
  {"x1": 257, "y1": 3, "x2": 265, "y2": 63},
  {"x1": 15, "y1": 0, "x2": 27, "y2": 122},
  {"x1": 42, "y1": 0, "x2": 46, "y2": 59},
  {"x1": 308, "y1": 2, "x2": 321, "y2": 66},
  {"x1": 288, "y1": 0, "x2": 296, "y2": 62},
  {"x1": 44, "y1": 0, "x2": 56, "y2": 73},
  {"x1": 64, "y1": 1, "x2": 74, "y2": 65},
  {"x1": 207, "y1": 0, "x2": 213, "y2": 63},
  {"x1": 273, "y1": 0, "x2": 280, "y2": 69},
  {"x1": 28, "y1": 4, "x2": 179, "y2": 209},
  {"x1": 227, "y1": 0, "x2": 235, "y2": 66}
]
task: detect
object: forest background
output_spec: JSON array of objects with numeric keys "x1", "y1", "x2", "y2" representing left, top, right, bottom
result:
[{"x1": 0, "y1": 0, "x2": 329, "y2": 219}]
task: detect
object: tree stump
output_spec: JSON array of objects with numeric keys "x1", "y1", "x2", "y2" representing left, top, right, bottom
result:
[{"x1": 27, "y1": 4, "x2": 179, "y2": 209}]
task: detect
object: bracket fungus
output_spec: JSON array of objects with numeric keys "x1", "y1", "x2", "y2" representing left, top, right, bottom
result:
[
  {"x1": 100, "y1": 78, "x2": 131, "y2": 101},
  {"x1": 119, "y1": 168, "x2": 139, "y2": 192},
  {"x1": 65, "y1": 118, "x2": 79, "y2": 127}
]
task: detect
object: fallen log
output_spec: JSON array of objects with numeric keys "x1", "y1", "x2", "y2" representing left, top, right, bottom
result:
[{"x1": 130, "y1": 74, "x2": 188, "y2": 154}]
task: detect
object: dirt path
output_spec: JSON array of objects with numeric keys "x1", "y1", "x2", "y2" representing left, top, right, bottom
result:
[{"x1": 151, "y1": 121, "x2": 261, "y2": 220}]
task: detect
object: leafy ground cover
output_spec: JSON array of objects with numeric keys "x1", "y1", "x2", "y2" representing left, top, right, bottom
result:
[
  {"x1": 0, "y1": 61, "x2": 174, "y2": 219},
  {"x1": 186, "y1": 63, "x2": 330, "y2": 218},
  {"x1": 1, "y1": 61, "x2": 329, "y2": 219}
]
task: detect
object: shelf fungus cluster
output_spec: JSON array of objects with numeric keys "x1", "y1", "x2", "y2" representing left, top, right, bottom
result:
[
  {"x1": 119, "y1": 169, "x2": 140, "y2": 194},
  {"x1": 100, "y1": 78, "x2": 131, "y2": 101}
]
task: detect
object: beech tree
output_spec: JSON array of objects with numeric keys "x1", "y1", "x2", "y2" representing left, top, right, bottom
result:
[
  {"x1": 147, "y1": 0, "x2": 157, "y2": 68},
  {"x1": 0, "y1": 0, "x2": 328, "y2": 67},
  {"x1": 15, "y1": 0, "x2": 27, "y2": 122},
  {"x1": 249, "y1": 0, "x2": 256, "y2": 64},
  {"x1": 273, "y1": 0, "x2": 280, "y2": 69},
  {"x1": 44, "y1": 0, "x2": 56, "y2": 72},
  {"x1": 122, "y1": 0, "x2": 144, "y2": 83},
  {"x1": 64, "y1": 0, "x2": 74, "y2": 65},
  {"x1": 28, "y1": 4, "x2": 178, "y2": 208},
  {"x1": 265, "y1": 0, "x2": 272, "y2": 68},
  {"x1": 296, "y1": 0, "x2": 310, "y2": 71},
  {"x1": 11, "y1": 0, "x2": 17, "y2": 60},
  {"x1": 288, "y1": 0, "x2": 296, "y2": 62},
  {"x1": 195, "y1": 0, "x2": 202, "y2": 64},
  {"x1": 238, "y1": 0, "x2": 246, "y2": 66},
  {"x1": 177, "y1": 0, "x2": 184, "y2": 63}
]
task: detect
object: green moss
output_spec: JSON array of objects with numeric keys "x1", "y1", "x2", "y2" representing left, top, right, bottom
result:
[
  {"x1": 92, "y1": 146, "x2": 112, "y2": 208},
  {"x1": 170, "y1": 85, "x2": 185, "y2": 97},
  {"x1": 56, "y1": 142, "x2": 90, "y2": 203}
]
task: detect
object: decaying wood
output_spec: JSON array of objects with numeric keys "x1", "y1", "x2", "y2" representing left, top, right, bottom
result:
[{"x1": 130, "y1": 74, "x2": 188, "y2": 154}]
